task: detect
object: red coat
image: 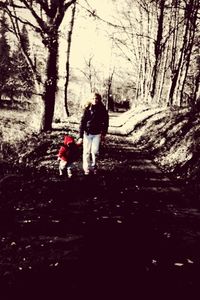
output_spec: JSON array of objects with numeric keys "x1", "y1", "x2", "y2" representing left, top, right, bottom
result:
[
  {"x1": 58, "y1": 135, "x2": 79, "y2": 163},
  {"x1": 58, "y1": 145, "x2": 69, "y2": 161}
]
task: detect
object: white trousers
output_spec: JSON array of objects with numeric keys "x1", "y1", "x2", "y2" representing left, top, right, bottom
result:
[
  {"x1": 59, "y1": 160, "x2": 72, "y2": 176},
  {"x1": 83, "y1": 133, "x2": 101, "y2": 172}
]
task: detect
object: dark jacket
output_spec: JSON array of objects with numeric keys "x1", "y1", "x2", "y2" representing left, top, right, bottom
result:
[{"x1": 79, "y1": 102, "x2": 109, "y2": 138}]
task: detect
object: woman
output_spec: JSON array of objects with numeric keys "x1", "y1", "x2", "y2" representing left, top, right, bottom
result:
[{"x1": 78, "y1": 93, "x2": 109, "y2": 175}]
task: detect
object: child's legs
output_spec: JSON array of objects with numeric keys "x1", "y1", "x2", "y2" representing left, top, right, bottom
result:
[
  {"x1": 91, "y1": 134, "x2": 101, "y2": 167},
  {"x1": 66, "y1": 163, "x2": 73, "y2": 177},
  {"x1": 59, "y1": 160, "x2": 67, "y2": 175},
  {"x1": 83, "y1": 133, "x2": 92, "y2": 172}
]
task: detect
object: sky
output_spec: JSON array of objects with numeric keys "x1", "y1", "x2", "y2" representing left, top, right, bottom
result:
[
  {"x1": 9, "y1": 0, "x2": 131, "y2": 99},
  {"x1": 59, "y1": 0, "x2": 116, "y2": 75},
  {"x1": 12, "y1": 0, "x2": 124, "y2": 81}
]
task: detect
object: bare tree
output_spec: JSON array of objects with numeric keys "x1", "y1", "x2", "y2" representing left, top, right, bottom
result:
[
  {"x1": 1, "y1": 0, "x2": 76, "y2": 131},
  {"x1": 64, "y1": 1, "x2": 76, "y2": 117},
  {"x1": 79, "y1": 55, "x2": 99, "y2": 92},
  {"x1": 179, "y1": 0, "x2": 199, "y2": 106},
  {"x1": 167, "y1": 0, "x2": 199, "y2": 106},
  {"x1": 150, "y1": 0, "x2": 165, "y2": 99},
  {"x1": 74, "y1": 0, "x2": 200, "y2": 111},
  {"x1": 103, "y1": 68, "x2": 115, "y2": 111},
  {"x1": 193, "y1": 55, "x2": 200, "y2": 106}
]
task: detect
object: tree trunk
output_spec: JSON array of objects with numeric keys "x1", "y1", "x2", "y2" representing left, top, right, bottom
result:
[
  {"x1": 179, "y1": 40, "x2": 195, "y2": 106},
  {"x1": 64, "y1": 2, "x2": 76, "y2": 117},
  {"x1": 135, "y1": 62, "x2": 142, "y2": 101},
  {"x1": 179, "y1": 2, "x2": 198, "y2": 106},
  {"x1": 144, "y1": 8, "x2": 152, "y2": 103},
  {"x1": 170, "y1": 0, "x2": 179, "y2": 73},
  {"x1": 167, "y1": 3, "x2": 190, "y2": 106},
  {"x1": 168, "y1": 0, "x2": 198, "y2": 106},
  {"x1": 157, "y1": 42, "x2": 169, "y2": 105},
  {"x1": 194, "y1": 71, "x2": 200, "y2": 105},
  {"x1": 107, "y1": 70, "x2": 114, "y2": 111},
  {"x1": 150, "y1": 0, "x2": 165, "y2": 98},
  {"x1": 41, "y1": 32, "x2": 59, "y2": 131}
]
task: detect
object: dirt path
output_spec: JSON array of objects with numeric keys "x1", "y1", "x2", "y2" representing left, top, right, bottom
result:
[{"x1": 0, "y1": 135, "x2": 200, "y2": 300}]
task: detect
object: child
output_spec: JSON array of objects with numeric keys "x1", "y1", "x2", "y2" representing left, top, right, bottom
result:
[{"x1": 57, "y1": 135, "x2": 80, "y2": 178}]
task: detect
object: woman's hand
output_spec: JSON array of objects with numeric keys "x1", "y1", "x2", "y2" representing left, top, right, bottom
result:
[{"x1": 77, "y1": 138, "x2": 83, "y2": 145}]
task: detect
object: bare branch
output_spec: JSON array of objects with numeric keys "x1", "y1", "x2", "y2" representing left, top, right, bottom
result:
[
  {"x1": 64, "y1": 0, "x2": 76, "y2": 10},
  {"x1": 34, "y1": 0, "x2": 50, "y2": 15},
  {"x1": 52, "y1": 0, "x2": 76, "y2": 28},
  {"x1": 19, "y1": 0, "x2": 48, "y2": 32},
  {"x1": 8, "y1": 4, "x2": 40, "y2": 80},
  {"x1": 78, "y1": 1, "x2": 131, "y2": 29},
  {"x1": 0, "y1": 0, "x2": 26, "y2": 9},
  {"x1": 6, "y1": 6, "x2": 41, "y2": 32}
]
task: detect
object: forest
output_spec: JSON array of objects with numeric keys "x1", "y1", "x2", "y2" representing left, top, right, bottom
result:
[
  {"x1": 0, "y1": 0, "x2": 199, "y2": 180},
  {"x1": 0, "y1": 0, "x2": 200, "y2": 299},
  {"x1": 0, "y1": 0, "x2": 199, "y2": 126}
]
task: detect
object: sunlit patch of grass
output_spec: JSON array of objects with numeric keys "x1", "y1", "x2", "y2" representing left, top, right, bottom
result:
[{"x1": 0, "y1": 107, "x2": 41, "y2": 161}]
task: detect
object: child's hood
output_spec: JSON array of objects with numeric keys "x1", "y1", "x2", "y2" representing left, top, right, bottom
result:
[{"x1": 64, "y1": 135, "x2": 74, "y2": 145}]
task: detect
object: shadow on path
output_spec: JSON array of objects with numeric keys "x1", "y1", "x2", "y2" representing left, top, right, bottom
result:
[{"x1": 0, "y1": 137, "x2": 199, "y2": 300}]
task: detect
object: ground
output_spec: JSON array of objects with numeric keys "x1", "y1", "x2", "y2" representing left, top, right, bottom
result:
[{"x1": 0, "y1": 107, "x2": 200, "y2": 299}]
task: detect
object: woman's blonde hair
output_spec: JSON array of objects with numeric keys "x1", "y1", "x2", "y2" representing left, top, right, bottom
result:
[
  {"x1": 81, "y1": 92, "x2": 102, "y2": 109},
  {"x1": 81, "y1": 98, "x2": 91, "y2": 109}
]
